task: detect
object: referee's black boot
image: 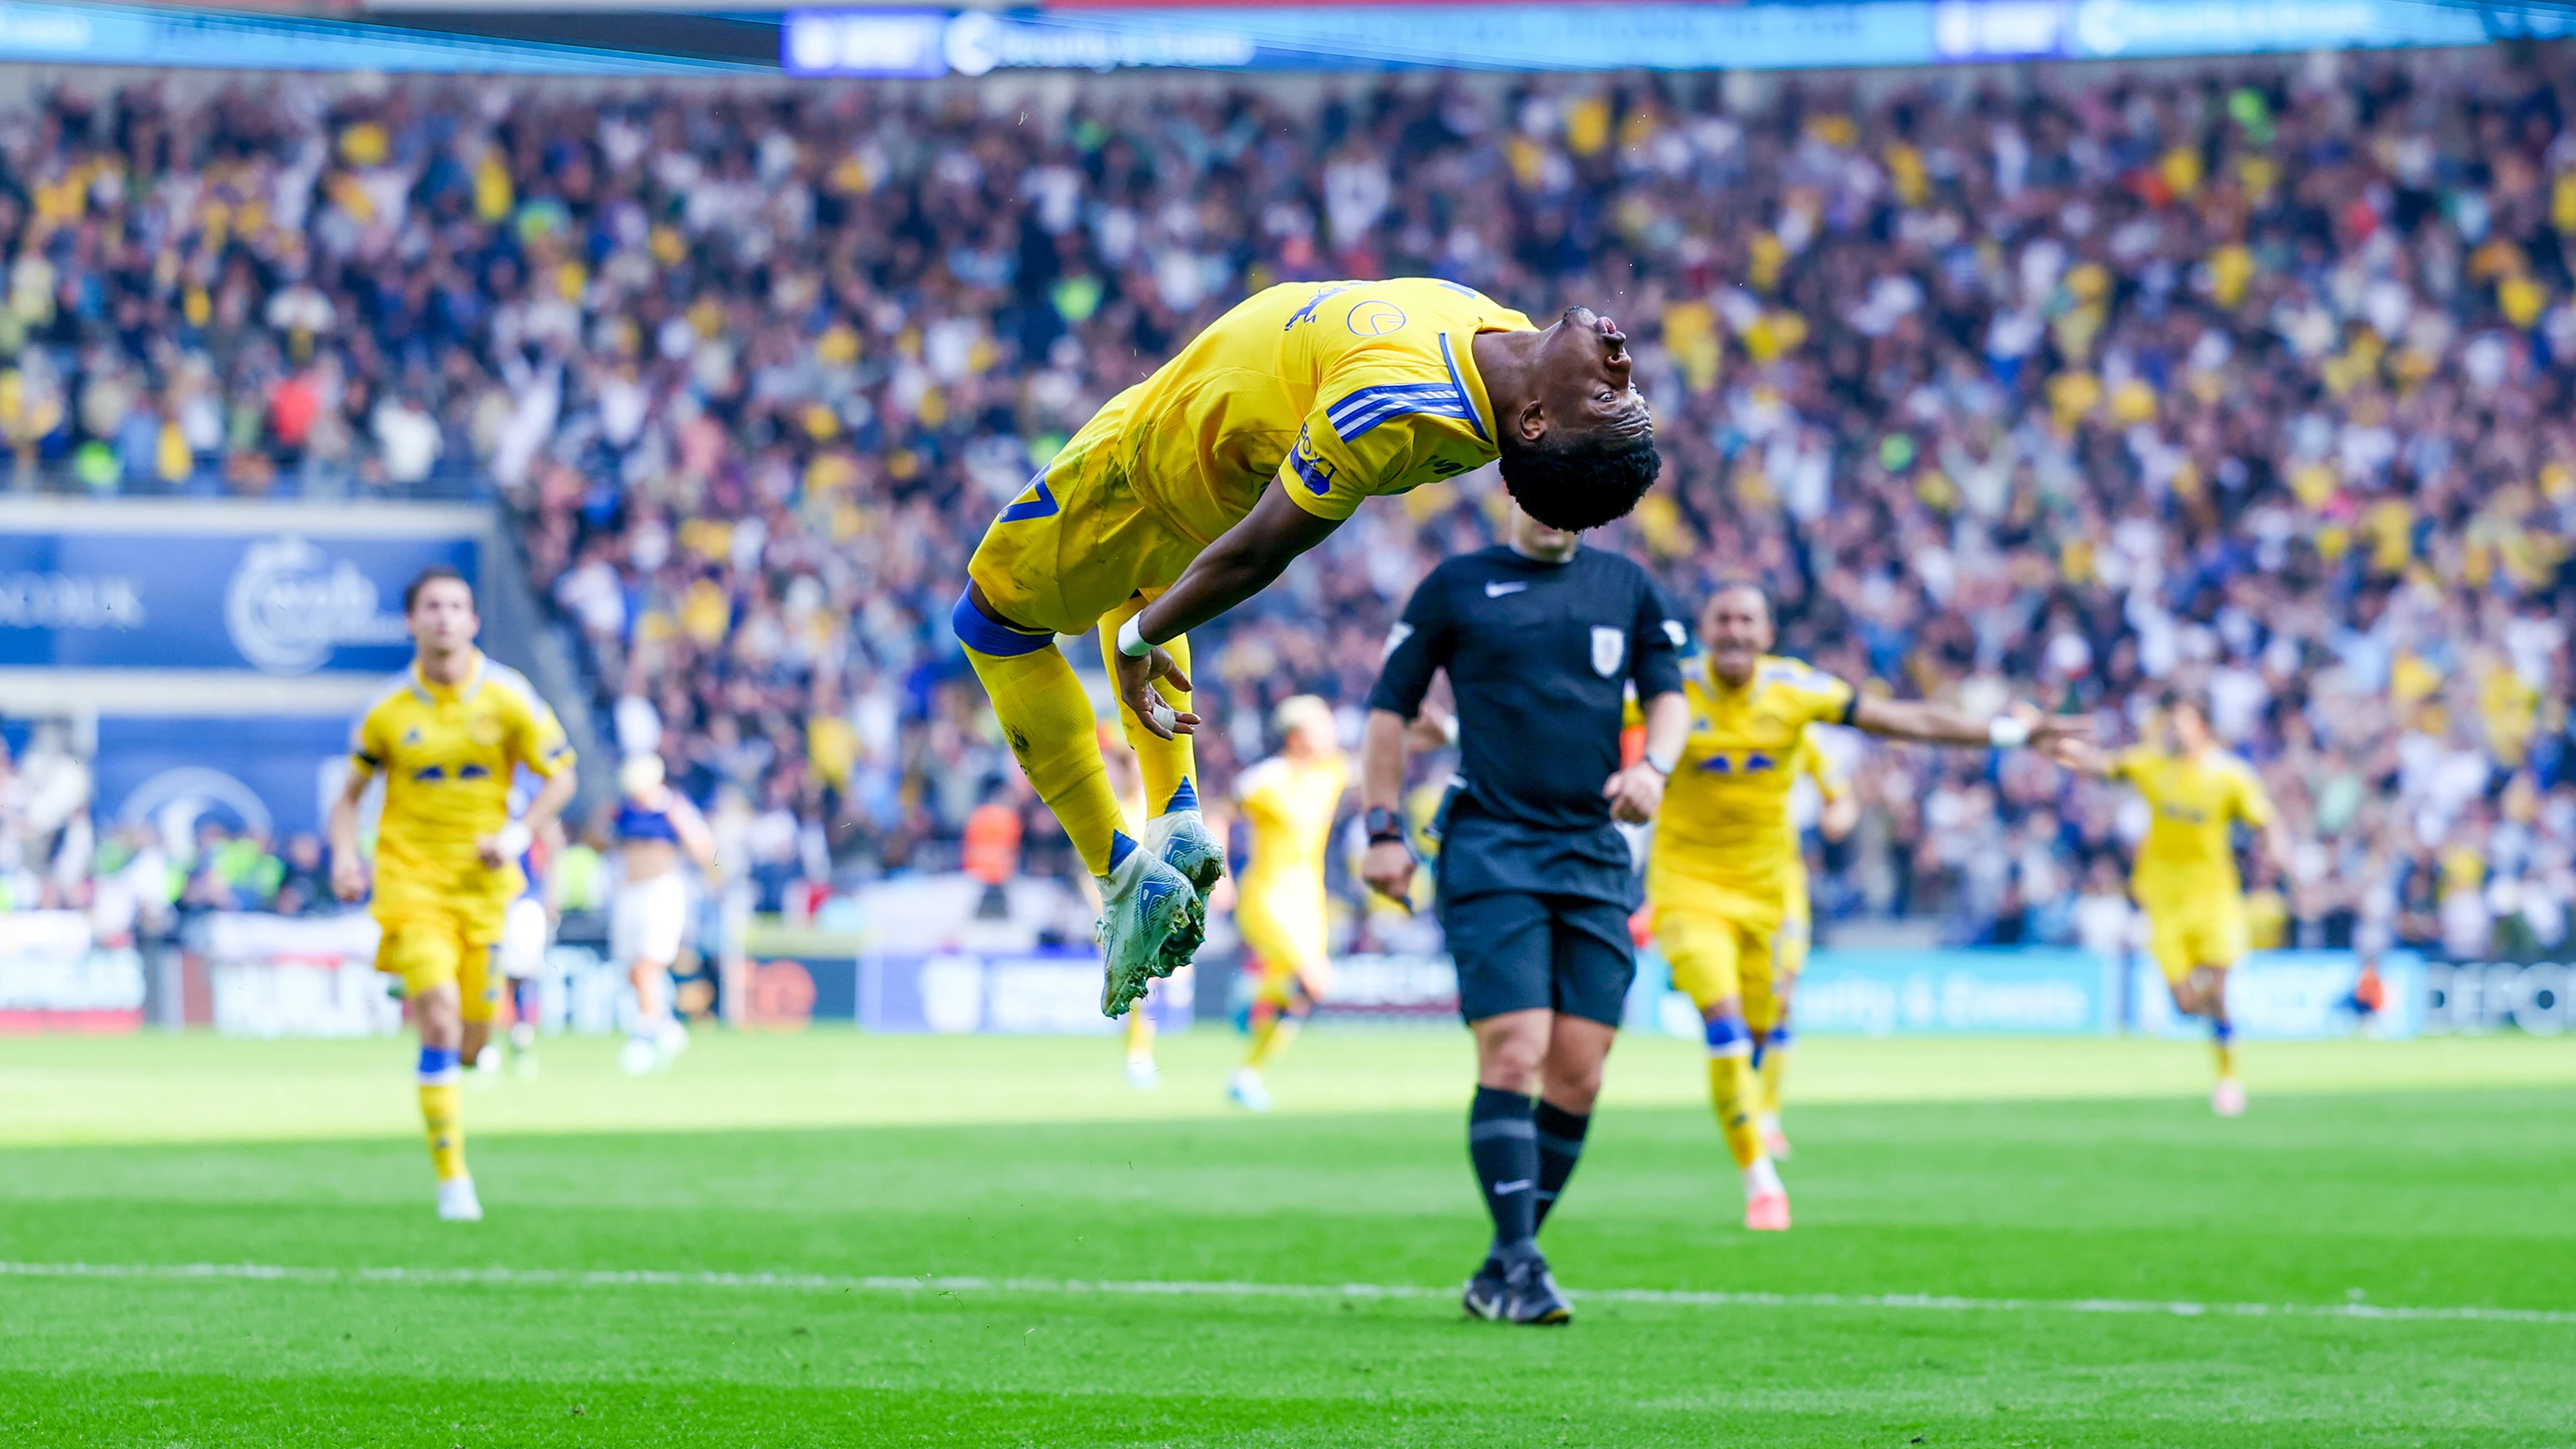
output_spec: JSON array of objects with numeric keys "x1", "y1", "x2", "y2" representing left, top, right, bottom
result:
[
  {"x1": 1500, "y1": 1252, "x2": 1572, "y2": 1325},
  {"x1": 1461, "y1": 1254, "x2": 1510, "y2": 1320}
]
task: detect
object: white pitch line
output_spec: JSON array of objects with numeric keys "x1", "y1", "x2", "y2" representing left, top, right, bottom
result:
[{"x1": 3, "y1": 1261, "x2": 2571, "y2": 1326}]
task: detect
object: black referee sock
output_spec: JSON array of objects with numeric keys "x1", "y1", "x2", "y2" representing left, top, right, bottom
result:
[
  {"x1": 1468, "y1": 1086, "x2": 1540, "y2": 1260},
  {"x1": 1532, "y1": 1099, "x2": 1590, "y2": 1233}
]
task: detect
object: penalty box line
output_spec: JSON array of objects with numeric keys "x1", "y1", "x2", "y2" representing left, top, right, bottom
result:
[{"x1": 3, "y1": 1260, "x2": 2572, "y2": 1327}]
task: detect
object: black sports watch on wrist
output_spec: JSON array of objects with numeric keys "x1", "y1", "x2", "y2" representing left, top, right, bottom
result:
[{"x1": 1364, "y1": 807, "x2": 1407, "y2": 845}]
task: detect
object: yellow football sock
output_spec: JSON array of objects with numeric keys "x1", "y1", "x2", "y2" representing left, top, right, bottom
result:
[
  {"x1": 1097, "y1": 603, "x2": 1198, "y2": 813},
  {"x1": 1248, "y1": 1014, "x2": 1301, "y2": 1071},
  {"x1": 1706, "y1": 1054, "x2": 1763, "y2": 1170},
  {"x1": 967, "y1": 641, "x2": 1127, "y2": 876},
  {"x1": 419, "y1": 1082, "x2": 466, "y2": 1181},
  {"x1": 2215, "y1": 1033, "x2": 2238, "y2": 1080},
  {"x1": 1758, "y1": 1029, "x2": 1790, "y2": 1118},
  {"x1": 1124, "y1": 1005, "x2": 1155, "y2": 1062}
]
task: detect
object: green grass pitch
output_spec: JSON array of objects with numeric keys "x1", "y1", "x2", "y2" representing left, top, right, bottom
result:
[{"x1": 4, "y1": 1028, "x2": 2573, "y2": 1446}]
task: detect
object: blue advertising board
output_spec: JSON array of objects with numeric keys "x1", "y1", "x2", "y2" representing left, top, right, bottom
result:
[
  {"x1": 0, "y1": 527, "x2": 475, "y2": 675},
  {"x1": 91, "y1": 715, "x2": 354, "y2": 841},
  {"x1": 1789, "y1": 948, "x2": 2117, "y2": 1036},
  {"x1": 860, "y1": 948, "x2": 1191, "y2": 1035},
  {"x1": 2131, "y1": 950, "x2": 2421, "y2": 1040}
]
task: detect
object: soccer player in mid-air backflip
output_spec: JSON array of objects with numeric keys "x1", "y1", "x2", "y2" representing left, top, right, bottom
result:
[
  {"x1": 331, "y1": 567, "x2": 578, "y2": 1221},
  {"x1": 1652, "y1": 583, "x2": 2087, "y2": 1232},
  {"x1": 1361, "y1": 501, "x2": 1690, "y2": 1326},
  {"x1": 951, "y1": 278, "x2": 1660, "y2": 1016}
]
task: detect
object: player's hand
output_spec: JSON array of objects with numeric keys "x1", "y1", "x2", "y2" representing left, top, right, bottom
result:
[
  {"x1": 474, "y1": 833, "x2": 508, "y2": 869},
  {"x1": 1602, "y1": 763, "x2": 1666, "y2": 824},
  {"x1": 2016, "y1": 702, "x2": 2095, "y2": 768},
  {"x1": 1112, "y1": 643, "x2": 1200, "y2": 741},
  {"x1": 330, "y1": 854, "x2": 368, "y2": 903},
  {"x1": 1361, "y1": 839, "x2": 1417, "y2": 908}
]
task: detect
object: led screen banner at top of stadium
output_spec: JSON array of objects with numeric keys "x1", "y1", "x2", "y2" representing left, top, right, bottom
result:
[{"x1": 781, "y1": 0, "x2": 2576, "y2": 76}]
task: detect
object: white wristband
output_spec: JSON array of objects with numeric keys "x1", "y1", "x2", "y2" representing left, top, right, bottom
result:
[
  {"x1": 1116, "y1": 614, "x2": 1152, "y2": 659},
  {"x1": 1987, "y1": 715, "x2": 2032, "y2": 749},
  {"x1": 495, "y1": 821, "x2": 533, "y2": 858},
  {"x1": 1644, "y1": 749, "x2": 1680, "y2": 776}
]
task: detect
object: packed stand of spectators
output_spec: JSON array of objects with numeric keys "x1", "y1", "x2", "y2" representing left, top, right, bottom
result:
[{"x1": 10, "y1": 54, "x2": 2576, "y2": 958}]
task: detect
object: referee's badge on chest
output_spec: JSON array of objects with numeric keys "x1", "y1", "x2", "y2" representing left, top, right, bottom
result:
[{"x1": 1589, "y1": 626, "x2": 1625, "y2": 678}]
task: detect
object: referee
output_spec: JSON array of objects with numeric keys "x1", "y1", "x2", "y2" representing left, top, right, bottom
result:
[{"x1": 1360, "y1": 501, "x2": 1687, "y2": 1325}]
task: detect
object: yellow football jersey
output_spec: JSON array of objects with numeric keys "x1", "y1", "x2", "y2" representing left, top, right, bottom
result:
[
  {"x1": 1065, "y1": 277, "x2": 1530, "y2": 537},
  {"x1": 1233, "y1": 751, "x2": 1348, "y2": 970},
  {"x1": 1650, "y1": 655, "x2": 1856, "y2": 920},
  {"x1": 2111, "y1": 746, "x2": 2273, "y2": 902},
  {"x1": 350, "y1": 651, "x2": 574, "y2": 930}
]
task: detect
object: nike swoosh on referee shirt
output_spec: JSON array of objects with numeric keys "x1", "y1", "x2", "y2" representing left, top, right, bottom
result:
[{"x1": 1484, "y1": 581, "x2": 1528, "y2": 597}]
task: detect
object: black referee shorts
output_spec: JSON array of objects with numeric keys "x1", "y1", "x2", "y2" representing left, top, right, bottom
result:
[{"x1": 1437, "y1": 890, "x2": 1637, "y2": 1027}]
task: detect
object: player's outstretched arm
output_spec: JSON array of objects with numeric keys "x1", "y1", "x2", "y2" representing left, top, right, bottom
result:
[
  {"x1": 1114, "y1": 480, "x2": 1341, "y2": 740},
  {"x1": 1850, "y1": 696, "x2": 2093, "y2": 760},
  {"x1": 1358, "y1": 708, "x2": 1418, "y2": 905}
]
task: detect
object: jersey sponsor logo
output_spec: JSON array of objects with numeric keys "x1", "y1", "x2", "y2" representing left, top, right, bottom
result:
[
  {"x1": 412, "y1": 765, "x2": 446, "y2": 782},
  {"x1": 223, "y1": 535, "x2": 413, "y2": 676},
  {"x1": 1381, "y1": 622, "x2": 1413, "y2": 662},
  {"x1": 457, "y1": 764, "x2": 492, "y2": 781},
  {"x1": 1346, "y1": 299, "x2": 1406, "y2": 336},
  {"x1": 1591, "y1": 626, "x2": 1625, "y2": 677},
  {"x1": 1483, "y1": 581, "x2": 1528, "y2": 598},
  {"x1": 998, "y1": 473, "x2": 1059, "y2": 522}
]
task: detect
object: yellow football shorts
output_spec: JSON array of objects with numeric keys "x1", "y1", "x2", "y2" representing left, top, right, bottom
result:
[
  {"x1": 965, "y1": 401, "x2": 1202, "y2": 639},
  {"x1": 2142, "y1": 894, "x2": 2248, "y2": 984},
  {"x1": 375, "y1": 908, "x2": 503, "y2": 1023},
  {"x1": 1657, "y1": 907, "x2": 1786, "y2": 1032}
]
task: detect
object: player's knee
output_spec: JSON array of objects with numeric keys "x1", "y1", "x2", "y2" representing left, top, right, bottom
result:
[
  {"x1": 414, "y1": 986, "x2": 465, "y2": 1049},
  {"x1": 1476, "y1": 1024, "x2": 1549, "y2": 1092},
  {"x1": 1700, "y1": 998, "x2": 1753, "y2": 1057}
]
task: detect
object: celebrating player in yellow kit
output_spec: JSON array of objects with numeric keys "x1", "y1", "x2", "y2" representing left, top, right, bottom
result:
[
  {"x1": 330, "y1": 566, "x2": 578, "y2": 1221},
  {"x1": 1755, "y1": 735, "x2": 1859, "y2": 1161},
  {"x1": 1652, "y1": 583, "x2": 2084, "y2": 1231},
  {"x1": 1225, "y1": 696, "x2": 1348, "y2": 1113},
  {"x1": 954, "y1": 278, "x2": 1660, "y2": 1016},
  {"x1": 2066, "y1": 689, "x2": 2289, "y2": 1117}
]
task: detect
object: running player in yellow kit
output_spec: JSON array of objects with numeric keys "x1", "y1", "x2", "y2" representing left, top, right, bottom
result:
[
  {"x1": 955, "y1": 279, "x2": 1660, "y2": 1017},
  {"x1": 1755, "y1": 735, "x2": 1859, "y2": 1161},
  {"x1": 1652, "y1": 584, "x2": 2085, "y2": 1230},
  {"x1": 1224, "y1": 696, "x2": 1347, "y2": 1112},
  {"x1": 330, "y1": 567, "x2": 577, "y2": 1221},
  {"x1": 2065, "y1": 689, "x2": 2289, "y2": 1117}
]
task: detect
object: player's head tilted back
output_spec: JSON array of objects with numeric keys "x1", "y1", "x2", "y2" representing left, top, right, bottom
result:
[
  {"x1": 1701, "y1": 581, "x2": 1775, "y2": 685},
  {"x1": 1492, "y1": 307, "x2": 1661, "y2": 533},
  {"x1": 403, "y1": 565, "x2": 478, "y2": 660}
]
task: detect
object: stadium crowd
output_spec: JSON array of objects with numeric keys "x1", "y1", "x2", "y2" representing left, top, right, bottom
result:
[{"x1": 6, "y1": 51, "x2": 2576, "y2": 959}]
